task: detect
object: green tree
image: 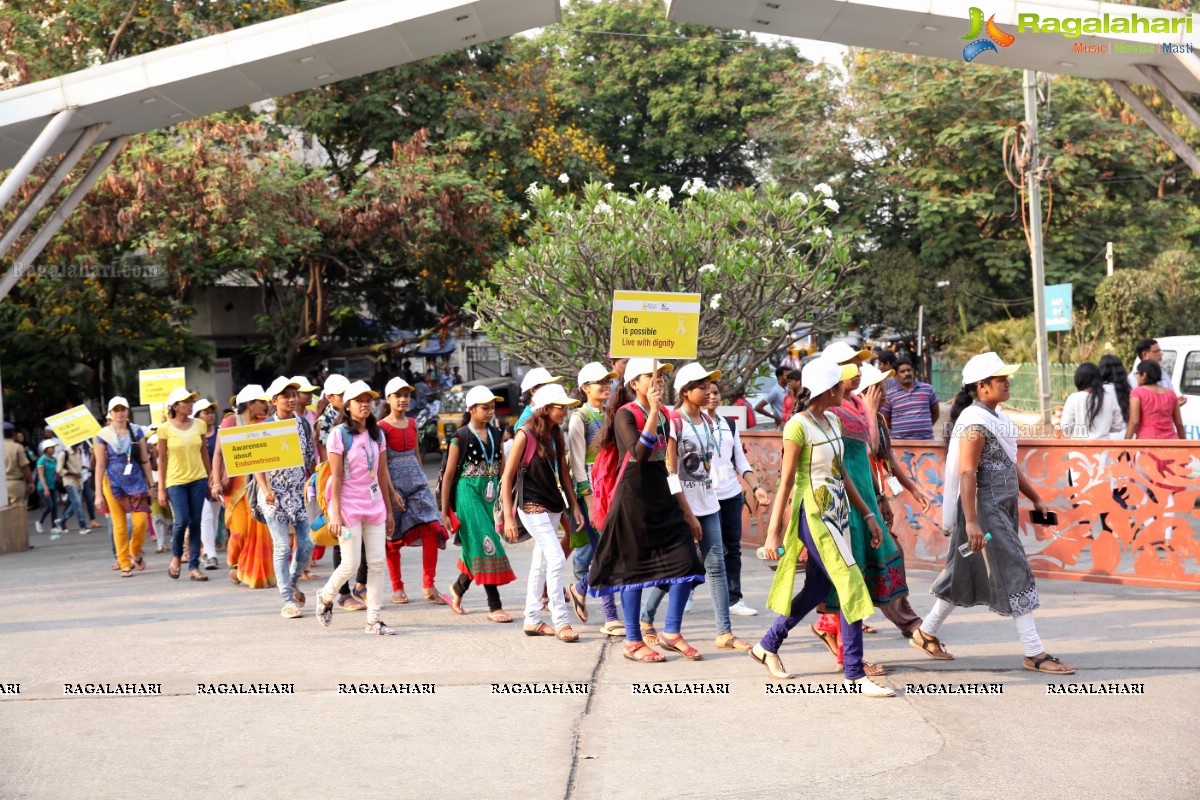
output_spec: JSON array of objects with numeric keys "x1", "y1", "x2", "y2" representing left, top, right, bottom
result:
[
  {"x1": 467, "y1": 181, "x2": 859, "y2": 392},
  {"x1": 1096, "y1": 249, "x2": 1200, "y2": 359}
]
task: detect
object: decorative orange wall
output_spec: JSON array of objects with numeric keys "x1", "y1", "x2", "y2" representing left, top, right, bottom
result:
[{"x1": 739, "y1": 432, "x2": 1200, "y2": 591}]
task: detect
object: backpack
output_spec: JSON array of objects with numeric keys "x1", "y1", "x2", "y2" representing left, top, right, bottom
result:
[
  {"x1": 590, "y1": 403, "x2": 681, "y2": 529},
  {"x1": 309, "y1": 424, "x2": 383, "y2": 545}
]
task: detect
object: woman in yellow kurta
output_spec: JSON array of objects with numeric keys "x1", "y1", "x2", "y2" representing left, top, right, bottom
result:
[
  {"x1": 751, "y1": 357, "x2": 893, "y2": 697},
  {"x1": 209, "y1": 386, "x2": 275, "y2": 589}
]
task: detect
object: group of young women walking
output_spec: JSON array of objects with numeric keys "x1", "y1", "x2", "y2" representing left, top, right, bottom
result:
[{"x1": 89, "y1": 348, "x2": 1075, "y2": 684}]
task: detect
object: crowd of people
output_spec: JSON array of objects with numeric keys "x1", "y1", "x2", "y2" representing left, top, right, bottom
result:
[{"x1": 15, "y1": 333, "x2": 1168, "y2": 695}]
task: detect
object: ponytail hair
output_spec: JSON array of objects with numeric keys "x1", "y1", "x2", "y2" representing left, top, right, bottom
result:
[
  {"x1": 596, "y1": 381, "x2": 634, "y2": 452},
  {"x1": 947, "y1": 384, "x2": 977, "y2": 435},
  {"x1": 794, "y1": 387, "x2": 812, "y2": 415},
  {"x1": 1073, "y1": 362, "x2": 1104, "y2": 429}
]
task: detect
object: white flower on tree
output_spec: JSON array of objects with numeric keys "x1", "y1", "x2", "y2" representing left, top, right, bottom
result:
[
  {"x1": 710, "y1": 293, "x2": 722, "y2": 310},
  {"x1": 823, "y1": 198, "x2": 840, "y2": 213}
]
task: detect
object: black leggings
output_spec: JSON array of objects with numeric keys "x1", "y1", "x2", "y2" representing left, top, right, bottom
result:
[
  {"x1": 333, "y1": 541, "x2": 368, "y2": 595},
  {"x1": 453, "y1": 572, "x2": 501, "y2": 611}
]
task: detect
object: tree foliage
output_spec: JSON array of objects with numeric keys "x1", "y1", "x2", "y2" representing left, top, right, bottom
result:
[
  {"x1": 468, "y1": 180, "x2": 859, "y2": 392},
  {"x1": 1095, "y1": 250, "x2": 1200, "y2": 360}
]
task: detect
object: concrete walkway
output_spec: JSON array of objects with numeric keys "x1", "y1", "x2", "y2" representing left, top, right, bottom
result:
[{"x1": 1, "y1": 524, "x2": 1196, "y2": 800}]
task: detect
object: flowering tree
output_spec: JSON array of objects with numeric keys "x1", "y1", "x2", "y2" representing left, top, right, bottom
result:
[{"x1": 467, "y1": 179, "x2": 860, "y2": 391}]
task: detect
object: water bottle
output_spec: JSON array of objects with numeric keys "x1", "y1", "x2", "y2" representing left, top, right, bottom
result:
[
  {"x1": 756, "y1": 546, "x2": 785, "y2": 560},
  {"x1": 958, "y1": 532, "x2": 992, "y2": 557}
]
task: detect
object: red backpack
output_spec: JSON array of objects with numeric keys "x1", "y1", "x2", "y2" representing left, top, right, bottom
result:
[{"x1": 589, "y1": 402, "x2": 681, "y2": 529}]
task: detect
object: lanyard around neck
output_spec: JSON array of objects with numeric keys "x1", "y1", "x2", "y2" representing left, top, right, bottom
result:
[
  {"x1": 469, "y1": 425, "x2": 495, "y2": 473},
  {"x1": 682, "y1": 409, "x2": 713, "y2": 456}
]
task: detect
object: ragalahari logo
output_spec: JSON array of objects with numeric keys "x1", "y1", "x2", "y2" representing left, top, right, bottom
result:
[{"x1": 962, "y1": 7, "x2": 1015, "y2": 62}]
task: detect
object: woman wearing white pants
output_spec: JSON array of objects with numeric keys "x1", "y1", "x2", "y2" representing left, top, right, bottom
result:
[
  {"x1": 314, "y1": 381, "x2": 398, "y2": 635},
  {"x1": 501, "y1": 384, "x2": 584, "y2": 643}
]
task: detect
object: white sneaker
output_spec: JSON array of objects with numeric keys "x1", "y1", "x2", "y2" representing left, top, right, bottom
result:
[
  {"x1": 685, "y1": 596, "x2": 694, "y2": 613},
  {"x1": 51, "y1": 525, "x2": 66, "y2": 535},
  {"x1": 728, "y1": 599, "x2": 758, "y2": 616},
  {"x1": 364, "y1": 620, "x2": 396, "y2": 635},
  {"x1": 35, "y1": 520, "x2": 44, "y2": 534},
  {"x1": 846, "y1": 677, "x2": 895, "y2": 698}
]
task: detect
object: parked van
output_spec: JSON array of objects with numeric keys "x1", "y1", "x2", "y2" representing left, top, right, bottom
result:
[{"x1": 1150, "y1": 336, "x2": 1200, "y2": 439}]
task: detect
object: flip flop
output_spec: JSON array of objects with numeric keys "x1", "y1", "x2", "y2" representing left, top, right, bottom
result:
[
  {"x1": 423, "y1": 589, "x2": 447, "y2": 605},
  {"x1": 445, "y1": 589, "x2": 467, "y2": 616},
  {"x1": 523, "y1": 622, "x2": 555, "y2": 637},
  {"x1": 168, "y1": 561, "x2": 180, "y2": 579},
  {"x1": 487, "y1": 610, "x2": 513, "y2": 623},
  {"x1": 567, "y1": 583, "x2": 589, "y2": 624},
  {"x1": 393, "y1": 591, "x2": 409, "y2": 605}
]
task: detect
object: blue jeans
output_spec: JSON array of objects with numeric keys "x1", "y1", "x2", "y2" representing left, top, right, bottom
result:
[
  {"x1": 59, "y1": 485, "x2": 86, "y2": 528},
  {"x1": 641, "y1": 511, "x2": 731, "y2": 636},
  {"x1": 167, "y1": 479, "x2": 207, "y2": 572},
  {"x1": 266, "y1": 514, "x2": 314, "y2": 606},
  {"x1": 572, "y1": 502, "x2": 619, "y2": 623},
  {"x1": 623, "y1": 583, "x2": 690, "y2": 641},
  {"x1": 718, "y1": 494, "x2": 745, "y2": 604},
  {"x1": 38, "y1": 488, "x2": 59, "y2": 526}
]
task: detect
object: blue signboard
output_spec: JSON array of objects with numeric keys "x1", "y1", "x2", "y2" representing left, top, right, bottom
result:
[{"x1": 1045, "y1": 283, "x2": 1072, "y2": 332}]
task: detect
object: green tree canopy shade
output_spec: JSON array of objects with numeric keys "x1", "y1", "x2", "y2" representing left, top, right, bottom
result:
[
  {"x1": 1096, "y1": 249, "x2": 1200, "y2": 361},
  {"x1": 466, "y1": 180, "x2": 859, "y2": 393}
]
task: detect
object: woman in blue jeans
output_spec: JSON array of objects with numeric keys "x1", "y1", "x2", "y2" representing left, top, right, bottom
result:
[
  {"x1": 641, "y1": 363, "x2": 751, "y2": 653},
  {"x1": 157, "y1": 388, "x2": 212, "y2": 581},
  {"x1": 254, "y1": 377, "x2": 316, "y2": 619}
]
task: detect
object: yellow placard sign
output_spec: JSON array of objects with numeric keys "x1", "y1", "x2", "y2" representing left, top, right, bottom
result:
[
  {"x1": 218, "y1": 420, "x2": 304, "y2": 478},
  {"x1": 139, "y1": 367, "x2": 186, "y2": 406},
  {"x1": 45, "y1": 405, "x2": 102, "y2": 448},
  {"x1": 609, "y1": 290, "x2": 700, "y2": 359}
]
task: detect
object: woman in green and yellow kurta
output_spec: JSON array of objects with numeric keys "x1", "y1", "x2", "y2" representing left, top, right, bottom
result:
[{"x1": 750, "y1": 357, "x2": 894, "y2": 696}]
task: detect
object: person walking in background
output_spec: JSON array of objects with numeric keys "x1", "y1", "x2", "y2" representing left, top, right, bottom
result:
[
  {"x1": 315, "y1": 374, "x2": 366, "y2": 612},
  {"x1": 94, "y1": 397, "x2": 153, "y2": 578},
  {"x1": 515, "y1": 367, "x2": 565, "y2": 428},
  {"x1": 292, "y1": 376, "x2": 321, "y2": 434},
  {"x1": 501, "y1": 384, "x2": 583, "y2": 643},
  {"x1": 1099, "y1": 355, "x2": 1132, "y2": 437},
  {"x1": 158, "y1": 388, "x2": 212, "y2": 582},
  {"x1": 881, "y1": 355, "x2": 940, "y2": 440},
  {"x1": 1126, "y1": 361, "x2": 1184, "y2": 440},
  {"x1": 379, "y1": 376, "x2": 448, "y2": 606},
  {"x1": 1060, "y1": 363, "x2": 1123, "y2": 439},
  {"x1": 754, "y1": 357, "x2": 894, "y2": 696},
  {"x1": 192, "y1": 399, "x2": 221, "y2": 569},
  {"x1": 79, "y1": 440, "x2": 101, "y2": 529},
  {"x1": 706, "y1": 382, "x2": 768, "y2": 617},
  {"x1": 4, "y1": 422, "x2": 35, "y2": 512},
  {"x1": 913, "y1": 353, "x2": 1074, "y2": 675},
  {"x1": 35, "y1": 440, "x2": 62, "y2": 537},
  {"x1": 781, "y1": 369, "x2": 803, "y2": 424},
  {"x1": 56, "y1": 442, "x2": 89, "y2": 535},
  {"x1": 440, "y1": 386, "x2": 516, "y2": 621},
  {"x1": 754, "y1": 366, "x2": 788, "y2": 429}
]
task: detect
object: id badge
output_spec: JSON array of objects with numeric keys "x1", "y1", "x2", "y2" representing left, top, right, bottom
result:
[
  {"x1": 714, "y1": 465, "x2": 733, "y2": 484},
  {"x1": 667, "y1": 474, "x2": 682, "y2": 495},
  {"x1": 369, "y1": 481, "x2": 381, "y2": 501},
  {"x1": 123, "y1": 463, "x2": 133, "y2": 476},
  {"x1": 484, "y1": 481, "x2": 497, "y2": 504},
  {"x1": 886, "y1": 475, "x2": 903, "y2": 497},
  {"x1": 702, "y1": 478, "x2": 715, "y2": 494}
]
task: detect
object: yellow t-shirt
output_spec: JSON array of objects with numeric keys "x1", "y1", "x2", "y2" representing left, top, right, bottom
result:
[{"x1": 160, "y1": 418, "x2": 208, "y2": 487}]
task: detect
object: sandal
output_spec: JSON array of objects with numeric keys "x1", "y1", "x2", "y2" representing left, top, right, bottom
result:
[
  {"x1": 1024, "y1": 653, "x2": 1075, "y2": 674},
  {"x1": 601, "y1": 621, "x2": 626, "y2": 638},
  {"x1": 639, "y1": 622, "x2": 659, "y2": 647},
  {"x1": 863, "y1": 661, "x2": 890, "y2": 677},
  {"x1": 714, "y1": 633, "x2": 752, "y2": 652},
  {"x1": 658, "y1": 633, "x2": 703, "y2": 661},
  {"x1": 487, "y1": 610, "x2": 513, "y2": 623},
  {"x1": 111, "y1": 562, "x2": 120, "y2": 571},
  {"x1": 567, "y1": 583, "x2": 589, "y2": 624},
  {"x1": 351, "y1": 584, "x2": 367, "y2": 604},
  {"x1": 292, "y1": 589, "x2": 305, "y2": 608},
  {"x1": 120, "y1": 568, "x2": 135, "y2": 578},
  {"x1": 337, "y1": 594, "x2": 366, "y2": 612},
  {"x1": 556, "y1": 625, "x2": 580, "y2": 642},
  {"x1": 168, "y1": 559, "x2": 180, "y2": 579},
  {"x1": 810, "y1": 623, "x2": 840, "y2": 659},
  {"x1": 228, "y1": 568, "x2": 240, "y2": 586},
  {"x1": 862, "y1": 622, "x2": 878, "y2": 634},
  {"x1": 446, "y1": 588, "x2": 467, "y2": 616},
  {"x1": 523, "y1": 622, "x2": 555, "y2": 637},
  {"x1": 134, "y1": 556, "x2": 146, "y2": 571},
  {"x1": 280, "y1": 602, "x2": 302, "y2": 619},
  {"x1": 188, "y1": 570, "x2": 209, "y2": 581},
  {"x1": 623, "y1": 641, "x2": 666, "y2": 663},
  {"x1": 301, "y1": 569, "x2": 320, "y2": 581},
  {"x1": 750, "y1": 644, "x2": 794, "y2": 680},
  {"x1": 909, "y1": 628, "x2": 955, "y2": 660},
  {"x1": 393, "y1": 591, "x2": 409, "y2": 605},
  {"x1": 424, "y1": 588, "x2": 447, "y2": 605},
  {"x1": 154, "y1": 545, "x2": 166, "y2": 554}
]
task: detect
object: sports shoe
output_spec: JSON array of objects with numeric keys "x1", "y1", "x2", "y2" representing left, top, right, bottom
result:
[
  {"x1": 846, "y1": 677, "x2": 895, "y2": 698},
  {"x1": 728, "y1": 599, "x2": 758, "y2": 616},
  {"x1": 35, "y1": 520, "x2": 43, "y2": 534},
  {"x1": 316, "y1": 594, "x2": 334, "y2": 628},
  {"x1": 204, "y1": 556, "x2": 218, "y2": 570},
  {"x1": 51, "y1": 525, "x2": 66, "y2": 535},
  {"x1": 364, "y1": 620, "x2": 396, "y2": 635},
  {"x1": 77, "y1": 528, "x2": 90, "y2": 535},
  {"x1": 50, "y1": 533, "x2": 61, "y2": 541},
  {"x1": 281, "y1": 602, "x2": 302, "y2": 619},
  {"x1": 685, "y1": 595, "x2": 694, "y2": 613}
]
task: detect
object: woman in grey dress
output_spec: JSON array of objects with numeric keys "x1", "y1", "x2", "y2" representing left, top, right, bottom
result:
[{"x1": 910, "y1": 352, "x2": 1075, "y2": 674}]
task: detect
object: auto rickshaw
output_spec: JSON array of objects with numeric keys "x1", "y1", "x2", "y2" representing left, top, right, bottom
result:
[{"x1": 436, "y1": 377, "x2": 521, "y2": 450}]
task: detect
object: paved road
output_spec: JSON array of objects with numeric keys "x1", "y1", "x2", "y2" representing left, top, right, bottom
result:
[{"x1": 1, "y1": 523, "x2": 1196, "y2": 800}]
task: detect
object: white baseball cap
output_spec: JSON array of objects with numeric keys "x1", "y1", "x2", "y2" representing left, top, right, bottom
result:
[
  {"x1": 673, "y1": 362, "x2": 722, "y2": 393},
  {"x1": 234, "y1": 384, "x2": 270, "y2": 405},
  {"x1": 343, "y1": 380, "x2": 379, "y2": 401},
  {"x1": 520, "y1": 367, "x2": 564, "y2": 393},
  {"x1": 39, "y1": 439, "x2": 58, "y2": 453},
  {"x1": 290, "y1": 376, "x2": 320, "y2": 393},
  {"x1": 578, "y1": 362, "x2": 617, "y2": 386},
  {"x1": 624, "y1": 357, "x2": 674, "y2": 382},
  {"x1": 464, "y1": 385, "x2": 503, "y2": 408},
  {"x1": 962, "y1": 352, "x2": 1019, "y2": 385},
  {"x1": 822, "y1": 341, "x2": 872, "y2": 365},
  {"x1": 385, "y1": 377, "x2": 413, "y2": 396},
  {"x1": 533, "y1": 384, "x2": 581, "y2": 409},
  {"x1": 322, "y1": 374, "x2": 350, "y2": 397},
  {"x1": 265, "y1": 376, "x2": 301, "y2": 399},
  {"x1": 191, "y1": 398, "x2": 214, "y2": 415},
  {"x1": 165, "y1": 387, "x2": 199, "y2": 407},
  {"x1": 106, "y1": 396, "x2": 130, "y2": 413},
  {"x1": 802, "y1": 357, "x2": 858, "y2": 398},
  {"x1": 854, "y1": 364, "x2": 894, "y2": 393}
]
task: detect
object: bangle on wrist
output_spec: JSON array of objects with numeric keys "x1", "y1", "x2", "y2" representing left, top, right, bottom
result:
[{"x1": 863, "y1": 511, "x2": 875, "y2": 521}]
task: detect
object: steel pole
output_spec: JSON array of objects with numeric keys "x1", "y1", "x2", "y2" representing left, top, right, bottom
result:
[{"x1": 1023, "y1": 70, "x2": 1052, "y2": 425}]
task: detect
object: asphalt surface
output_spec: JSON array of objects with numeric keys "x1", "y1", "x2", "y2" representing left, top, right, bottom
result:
[{"x1": 1, "y1": 518, "x2": 1196, "y2": 800}]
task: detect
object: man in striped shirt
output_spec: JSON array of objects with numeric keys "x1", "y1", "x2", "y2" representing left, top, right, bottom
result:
[{"x1": 882, "y1": 357, "x2": 940, "y2": 439}]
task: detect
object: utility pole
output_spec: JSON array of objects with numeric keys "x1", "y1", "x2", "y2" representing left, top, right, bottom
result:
[
  {"x1": 1024, "y1": 70, "x2": 1052, "y2": 426},
  {"x1": 936, "y1": 280, "x2": 952, "y2": 333},
  {"x1": 1106, "y1": 241, "x2": 1114, "y2": 276}
]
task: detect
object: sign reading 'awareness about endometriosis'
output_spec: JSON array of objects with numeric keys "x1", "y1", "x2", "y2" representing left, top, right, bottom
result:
[
  {"x1": 609, "y1": 290, "x2": 700, "y2": 360},
  {"x1": 218, "y1": 420, "x2": 303, "y2": 478}
]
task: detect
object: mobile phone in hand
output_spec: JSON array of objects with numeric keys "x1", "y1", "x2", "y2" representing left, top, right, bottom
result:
[{"x1": 1030, "y1": 509, "x2": 1059, "y2": 526}]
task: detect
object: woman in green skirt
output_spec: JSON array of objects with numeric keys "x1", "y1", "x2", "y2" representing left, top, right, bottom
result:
[{"x1": 440, "y1": 386, "x2": 516, "y2": 622}]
